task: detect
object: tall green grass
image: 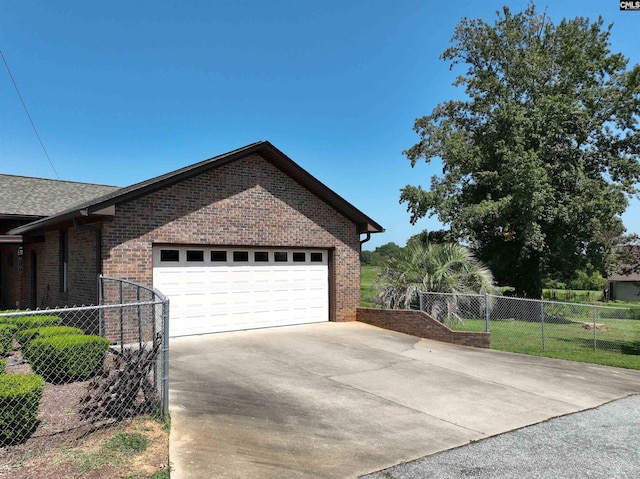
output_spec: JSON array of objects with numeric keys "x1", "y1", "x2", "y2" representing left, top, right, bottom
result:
[
  {"x1": 360, "y1": 265, "x2": 379, "y2": 308},
  {"x1": 543, "y1": 289, "x2": 603, "y2": 303}
]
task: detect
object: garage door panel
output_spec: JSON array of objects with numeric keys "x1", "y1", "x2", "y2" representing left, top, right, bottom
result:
[{"x1": 154, "y1": 247, "x2": 329, "y2": 336}]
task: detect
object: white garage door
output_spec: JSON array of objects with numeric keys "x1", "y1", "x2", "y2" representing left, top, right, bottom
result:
[{"x1": 152, "y1": 246, "x2": 329, "y2": 337}]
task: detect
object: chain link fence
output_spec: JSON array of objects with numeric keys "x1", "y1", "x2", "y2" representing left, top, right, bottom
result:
[
  {"x1": 419, "y1": 291, "x2": 639, "y2": 357},
  {"x1": 0, "y1": 276, "x2": 168, "y2": 446}
]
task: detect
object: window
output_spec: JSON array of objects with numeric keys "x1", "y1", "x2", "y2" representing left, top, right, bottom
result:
[
  {"x1": 160, "y1": 250, "x2": 180, "y2": 262},
  {"x1": 186, "y1": 250, "x2": 204, "y2": 262},
  {"x1": 233, "y1": 251, "x2": 249, "y2": 262},
  {"x1": 211, "y1": 251, "x2": 227, "y2": 262},
  {"x1": 310, "y1": 252, "x2": 323, "y2": 262},
  {"x1": 60, "y1": 231, "x2": 69, "y2": 292},
  {"x1": 292, "y1": 252, "x2": 306, "y2": 262},
  {"x1": 274, "y1": 252, "x2": 288, "y2": 262},
  {"x1": 254, "y1": 251, "x2": 269, "y2": 262}
]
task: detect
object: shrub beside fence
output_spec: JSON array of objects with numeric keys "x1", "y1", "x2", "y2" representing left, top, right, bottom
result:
[
  {"x1": 419, "y1": 291, "x2": 639, "y2": 367},
  {"x1": 0, "y1": 275, "x2": 168, "y2": 446}
]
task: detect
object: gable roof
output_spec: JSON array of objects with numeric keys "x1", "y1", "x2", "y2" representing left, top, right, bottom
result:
[
  {"x1": 609, "y1": 271, "x2": 640, "y2": 282},
  {"x1": 0, "y1": 174, "x2": 119, "y2": 218},
  {"x1": 9, "y1": 141, "x2": 384, "y2": 235}
]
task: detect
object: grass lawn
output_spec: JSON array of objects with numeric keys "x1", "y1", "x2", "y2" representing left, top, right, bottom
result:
[
  {"x1": 360, "y1": 266, "x2": 640, "y2": 369},
  {"x1": 457, "y1": 318, "x2": 640, "y2": 370},
  {"x1": 360, "y1": 265, "x2": 379, "y2": 308}
]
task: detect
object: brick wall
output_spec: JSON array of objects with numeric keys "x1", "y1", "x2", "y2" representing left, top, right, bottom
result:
[
  {"x1": 1, "y1": 227, "x2": 99, "y2": 310},
  {"x1": 0, "y1": 245, "x2": 21, "y2": 309},
  {"x1": 356, "y1": 308, "x2": 490, "y2": 348},
  {"x1": 101, "y1": 153, "x2": 361, "y2": 323},
  {"x1": 68, "y1": 227, "x2": 98, "y2": 306}
]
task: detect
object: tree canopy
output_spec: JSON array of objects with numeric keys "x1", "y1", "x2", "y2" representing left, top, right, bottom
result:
[
  {"x1": 401, "y1": 2, "x2": 640, "y2": 297},
  {"x1": 361, "y1": 242, "x2": 402, "y2": 266}
]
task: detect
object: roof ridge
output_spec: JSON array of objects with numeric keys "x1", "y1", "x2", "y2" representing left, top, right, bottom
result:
[{"x1": 0, "y1": 173, "x2": 119, "y2": 188}]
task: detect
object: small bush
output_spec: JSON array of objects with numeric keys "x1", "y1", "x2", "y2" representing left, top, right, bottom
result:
[
  {"x1": 26, "y1": 335, "x2": 110, "y2": 383},
  {"x1": 8, "y1": 315, "x2": 62, "y2": 332},
  {"x1": 0, "y1": 360, "x2": 6, "y2": 374},
  {"x1": 0, "y1": 373, "x2": 45, "y2": 444},
  {"x1": 0, "y1": 324, "x2": 17, "y2": 356},
  {"x1": 16, "y1": 326, "x2": 84, "y2": 348}
]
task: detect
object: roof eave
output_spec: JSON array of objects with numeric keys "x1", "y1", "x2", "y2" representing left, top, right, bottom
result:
[
  {"x1": 9, "y1": 141, "x2": 384, "y2": 235},
  {"x1": 0, "y1": 235, "x2": 23, "y2": 244}
]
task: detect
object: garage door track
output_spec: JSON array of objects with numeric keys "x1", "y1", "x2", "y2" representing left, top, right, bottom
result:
[{"x1": 169, "y1": 322, "x2": 640, "y2": 478}]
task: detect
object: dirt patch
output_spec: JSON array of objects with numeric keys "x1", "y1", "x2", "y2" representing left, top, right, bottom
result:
[
  {"x1": 1, "y1": 417, "x2": 169, "y2": 479},
  {"x1": 1, "y1": 349, "x2": 169, "y2": 478},
  {"x1": 582, "y1": 322, "x2": 608, "y2": 331}
]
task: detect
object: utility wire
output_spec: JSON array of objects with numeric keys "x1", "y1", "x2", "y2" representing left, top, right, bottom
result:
[{"x1": 1, "y1": 48, "x2": 59, "y2": 179}]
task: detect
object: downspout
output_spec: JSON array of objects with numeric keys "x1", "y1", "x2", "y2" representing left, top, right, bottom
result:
[
  {"x1": 359, "y1": 232, "x2": 372, "y2": 263},
  {"x1": 359, "y1": 232, "x2": 371, "y2": 246}
]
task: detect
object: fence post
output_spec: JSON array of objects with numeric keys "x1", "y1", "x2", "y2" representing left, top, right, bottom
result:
[
  {"x1": 162, "y1": 299, "x2": 170, "y2": 417},
  {"x1": 137, "y1": 286, "x2": 142, "y2": 350},
  {"x1": 119, "y1": 280, "x2": 124, "y2": 354},
  {"x1": 541, "y1": 300, "x2": 545, "y2": 351},
  {"x1": 593, "y1": 306, "x2": 597, "y2": 352},
  {"x1": 419, "y1": 290, "x2": 424, "y2": 312},
  {"x1": 484, "y1": 292, "x2": 490, "y2": 332},
  {"x1": 98, "y1": 275, "x2": 104, "y2": 337}
]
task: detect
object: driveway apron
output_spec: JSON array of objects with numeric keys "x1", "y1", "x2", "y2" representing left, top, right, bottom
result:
[{"x1": 169, "y1": 322, "x2": 640, "y2": 479}]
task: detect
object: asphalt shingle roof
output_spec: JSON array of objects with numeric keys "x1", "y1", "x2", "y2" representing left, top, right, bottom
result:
[{"x1": 0, "y1": 174, "x2": 120, "y2": 217}]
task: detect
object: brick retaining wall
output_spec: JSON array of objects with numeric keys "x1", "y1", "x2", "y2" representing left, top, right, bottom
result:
[{"x1": 356, "y1": 307, "x2": 490, "y2": 348}]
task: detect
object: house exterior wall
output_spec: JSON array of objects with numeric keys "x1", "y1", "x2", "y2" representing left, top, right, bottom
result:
[
  {"x1": 0, "y1": 245, "x2": 20, "y2": 309},
  {"x1": 67, "y1": 227, "x2": 99, "y2": 306},
  {"x1": 0, "y1": 243, "x2": 34, "y2": 310},
  {"x1": 101, "y1": 154, "x2": 361, "y2": 323},
  {"x1": 610, "y1": 281, "x2": 640, "y2": 303},
  {"x1": 0, "y1": 228, "x2": 98, "y2": 310}
]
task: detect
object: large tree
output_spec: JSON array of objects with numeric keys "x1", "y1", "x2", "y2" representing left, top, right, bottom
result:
[{"x1": 401, "y1": 3, "x2": 640, "y2": 297}]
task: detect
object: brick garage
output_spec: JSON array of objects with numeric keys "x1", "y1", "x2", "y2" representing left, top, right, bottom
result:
[{"x1": 1, "y1": 142, "x2": 383, "y2": 337}]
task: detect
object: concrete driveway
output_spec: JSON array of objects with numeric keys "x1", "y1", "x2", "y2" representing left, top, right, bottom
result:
[{"x1": 169, "y1": 322, "x2": 640, "y2": 479}]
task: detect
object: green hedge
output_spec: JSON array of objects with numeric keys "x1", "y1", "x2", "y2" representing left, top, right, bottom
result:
[
  {"x1": 0, "y1": 373, "x2": 45, "y2": 444},
  {"x1": 26, "y1": 334, "x2": 110, "y2": 382},
  {"x1": 0, "y1": 324, "x2": 17, "y2": 356},
  {"x1": 0, "y1": 360, "x2": 5, "y2": 375},
  {"x1": 6, "y1": 315, "x2": 62, "y2": 332},
  {"x1": 16, "y1": 326, "x2": 85, "y2": 349}
]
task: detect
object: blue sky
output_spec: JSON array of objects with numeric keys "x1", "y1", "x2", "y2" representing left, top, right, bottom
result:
[{"x1": 1, "y1": 0, "x2": 639, "y2": 250}]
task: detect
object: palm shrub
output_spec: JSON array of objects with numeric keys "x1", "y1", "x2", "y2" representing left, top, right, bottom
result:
[
  {"x1": 375, "y1": 242, "x2": 497, "y2": 310},
  {"x1": 0, "y1": 373, "x2": 45, "y2": 444},
  {"x1": 26, "y1": 335, "x2": 110, "y2": 383}
]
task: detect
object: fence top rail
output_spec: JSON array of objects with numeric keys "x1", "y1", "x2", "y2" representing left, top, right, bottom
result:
[
  {"x1": 419, "y1": 290, "x2": 631, "y2": 311},
  {"x1": 0, "y1": 300, "x2": 164, "y2": 318},
  {"x1": 100, "y1": 275, "x2": 168, "y2": 302}
]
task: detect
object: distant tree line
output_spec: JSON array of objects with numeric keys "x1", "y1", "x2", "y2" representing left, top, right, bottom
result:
[{"x1": 363, "y1": 229, "x2": 615, "y2": 293}]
